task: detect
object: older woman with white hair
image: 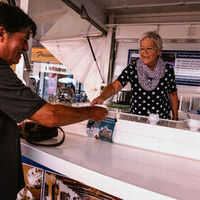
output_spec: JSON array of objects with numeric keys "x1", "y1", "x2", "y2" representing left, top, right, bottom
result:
[{"x1": 91, "y1": 31, "x2": 178, "y2": 120}]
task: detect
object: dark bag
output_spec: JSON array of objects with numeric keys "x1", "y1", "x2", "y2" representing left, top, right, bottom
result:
[{"x1": 19, "y1": 122, "x2": 65, "y2": 147}]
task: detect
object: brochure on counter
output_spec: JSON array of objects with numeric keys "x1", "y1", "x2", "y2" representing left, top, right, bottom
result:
[{"x1": 86, "y1": 117, "x2": 117, "y2": 142}]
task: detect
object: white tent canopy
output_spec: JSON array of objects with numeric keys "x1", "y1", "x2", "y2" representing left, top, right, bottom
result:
[
  {"x1": 41, "y1": 37, "x2": 107, "y2": 100},
  {"x1": 26, "y1": 0, "x2": 109, "y2": 100},
  {"x1": 29, "y1": 0, "x2": 106, "y2": 40}
]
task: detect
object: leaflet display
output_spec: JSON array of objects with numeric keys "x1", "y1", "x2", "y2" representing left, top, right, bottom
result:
[{"x1": 87, "y1": 117, "x2": 117, "y2": 142}]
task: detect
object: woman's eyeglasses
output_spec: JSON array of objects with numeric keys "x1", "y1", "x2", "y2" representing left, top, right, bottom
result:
[{"x1": 139, "y1": 47, "x2": 156, "y2": 53}]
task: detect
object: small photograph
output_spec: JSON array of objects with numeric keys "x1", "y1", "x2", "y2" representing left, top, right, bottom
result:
[
  {"x1": 86, "y1": 120, "x2": 101, "y2": 138},
  {"x1": 17, "y1": 163, "x2": 43, "y2": 200},
  {"x1": 87, "y1": 118, "x2": 117, "y2": 142},
  {"x1": 99, "y1": 126, "x2": 112, "y2": 141},
  {"x1": 44, "y1": 170, "x2": 122, "y2": 200},
  {"x1": 99, "y1": 118, "x2": 117, "y2": 142}
]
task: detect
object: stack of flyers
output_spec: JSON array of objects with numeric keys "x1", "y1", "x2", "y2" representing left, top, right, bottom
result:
[{"x1": 86, "y1": 117, "x2": 117, "y2": 142}]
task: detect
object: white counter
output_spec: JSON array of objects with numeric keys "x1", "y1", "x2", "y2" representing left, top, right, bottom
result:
[
  {"x1": 65, "y1": 111, "x2": 200, "y2": 161},
  {"x1": 21, "y1": 129, "x2": 200, "y2": 200},
  {"x1": 21, "y1": 110, "x2": 200, "y2": 200}
]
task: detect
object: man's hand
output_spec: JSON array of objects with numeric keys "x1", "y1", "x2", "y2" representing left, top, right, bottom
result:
[
  {"x1": 90, "y1": 97, "x2": 104, "y2": 106},
  {"x1": 90, "y1": 106, "x2": 108, "y2": 122},
  {"x1": 30, "y1": 103, "x2": 108, "y2": 127}
]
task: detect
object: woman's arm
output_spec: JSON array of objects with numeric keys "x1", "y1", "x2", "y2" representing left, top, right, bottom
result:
[
  {"x1": 169, "y1": 91, "x2": 179, "y2": 120},
  {"x1": 90, "y1": 80, "x2": 123, "y2": 106}
]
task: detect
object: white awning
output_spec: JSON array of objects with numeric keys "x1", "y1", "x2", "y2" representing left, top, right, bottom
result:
[
  {"x1": 41, "y1": 37, "x2": 107, "y2": 100},
  {"x1": 27, "y1": 0, "x2": 108, "y2": 100}
]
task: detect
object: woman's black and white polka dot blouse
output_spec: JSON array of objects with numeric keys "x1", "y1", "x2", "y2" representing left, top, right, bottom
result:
[{"x1": 117, "y1": 63, "x2": 177, "y2": 119}]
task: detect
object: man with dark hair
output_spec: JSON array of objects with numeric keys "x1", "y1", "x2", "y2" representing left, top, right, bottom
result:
[
  {"x1": 0, "y1": 2, "x2": 36, "y2": 37},
  {"x1": 0, "y1": 3, "x2": 107, "y2": 199}
]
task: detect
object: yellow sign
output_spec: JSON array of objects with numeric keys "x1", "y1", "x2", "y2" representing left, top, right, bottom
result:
[{"x1": 31, "y1": 47, "x2": 61, "y2": 63}]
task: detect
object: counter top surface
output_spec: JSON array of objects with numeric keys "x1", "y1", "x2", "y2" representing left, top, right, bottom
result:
[{"x1": 21, "y1": 131, "x2": 200, "y2": 200}]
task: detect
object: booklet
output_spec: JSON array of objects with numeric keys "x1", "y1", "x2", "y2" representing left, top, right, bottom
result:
[{"x1": 86, "y1": 117, "x2": 117, "y2": 142}]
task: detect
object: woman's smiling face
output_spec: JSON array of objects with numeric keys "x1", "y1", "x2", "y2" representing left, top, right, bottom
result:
[{"x1": 139, "y1": 38, "x2": 161, "y2": 69}]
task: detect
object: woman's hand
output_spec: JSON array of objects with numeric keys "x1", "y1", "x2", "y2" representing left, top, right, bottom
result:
[
  {"x1": 90, "y1": 97, "x2": 104, "y2": 106},
  {"x1": 90, "y1": 80, "x2": 123, "y2": 107}
]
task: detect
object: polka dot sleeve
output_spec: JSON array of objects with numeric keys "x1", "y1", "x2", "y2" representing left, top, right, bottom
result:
[
  {"x1": 166, "y1": 64, "x2": 177, "y2": 93},
  {"x1": 117, "y1": 64, "x2": 133, "y2": 87}
]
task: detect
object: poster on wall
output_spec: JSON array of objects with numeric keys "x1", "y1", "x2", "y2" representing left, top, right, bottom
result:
[
  {"x1": 20, "y1": 156, "x2": 122, "y2": 200},
  {"x1": 128, "y1": 50, "x2": 200, "y2": 86},
  {"x1": 44, "y1": 170, "x2": 122, "y2": 200}
]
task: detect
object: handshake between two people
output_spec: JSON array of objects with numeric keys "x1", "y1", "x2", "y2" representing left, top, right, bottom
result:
[
  {"x1": 90, "y1": 96, "x2": 104, "y2": 107},
  {"x1": 90, "y1": 104, "x2": 108, "y2": 122},
  {"x1": 90, "y1": 96, "x2": 107, "y2": 122}
]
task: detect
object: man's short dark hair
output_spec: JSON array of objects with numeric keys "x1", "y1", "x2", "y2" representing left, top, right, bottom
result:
[{"x1": 0, "y1": 2, "x2": 36, "y2": 37}]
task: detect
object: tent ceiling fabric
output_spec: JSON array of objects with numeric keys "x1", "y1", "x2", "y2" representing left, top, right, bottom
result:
[
  {"x1": 29, "y1": 0, "x2": 106, "y2": 40},
  {"x1": 40, "y1": 7, "x2": 103, "y2": 41},
  {"x1": 29, "y1": 0, "x2": 200, "y2": 40},
  {"x1": 99, "y1": 0, "x2": 200, "y2": 24}
]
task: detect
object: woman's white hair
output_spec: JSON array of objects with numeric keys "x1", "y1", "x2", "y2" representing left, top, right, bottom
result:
[{"x1": 139, "y1": 31, "x2": 163, "y2": 50}]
